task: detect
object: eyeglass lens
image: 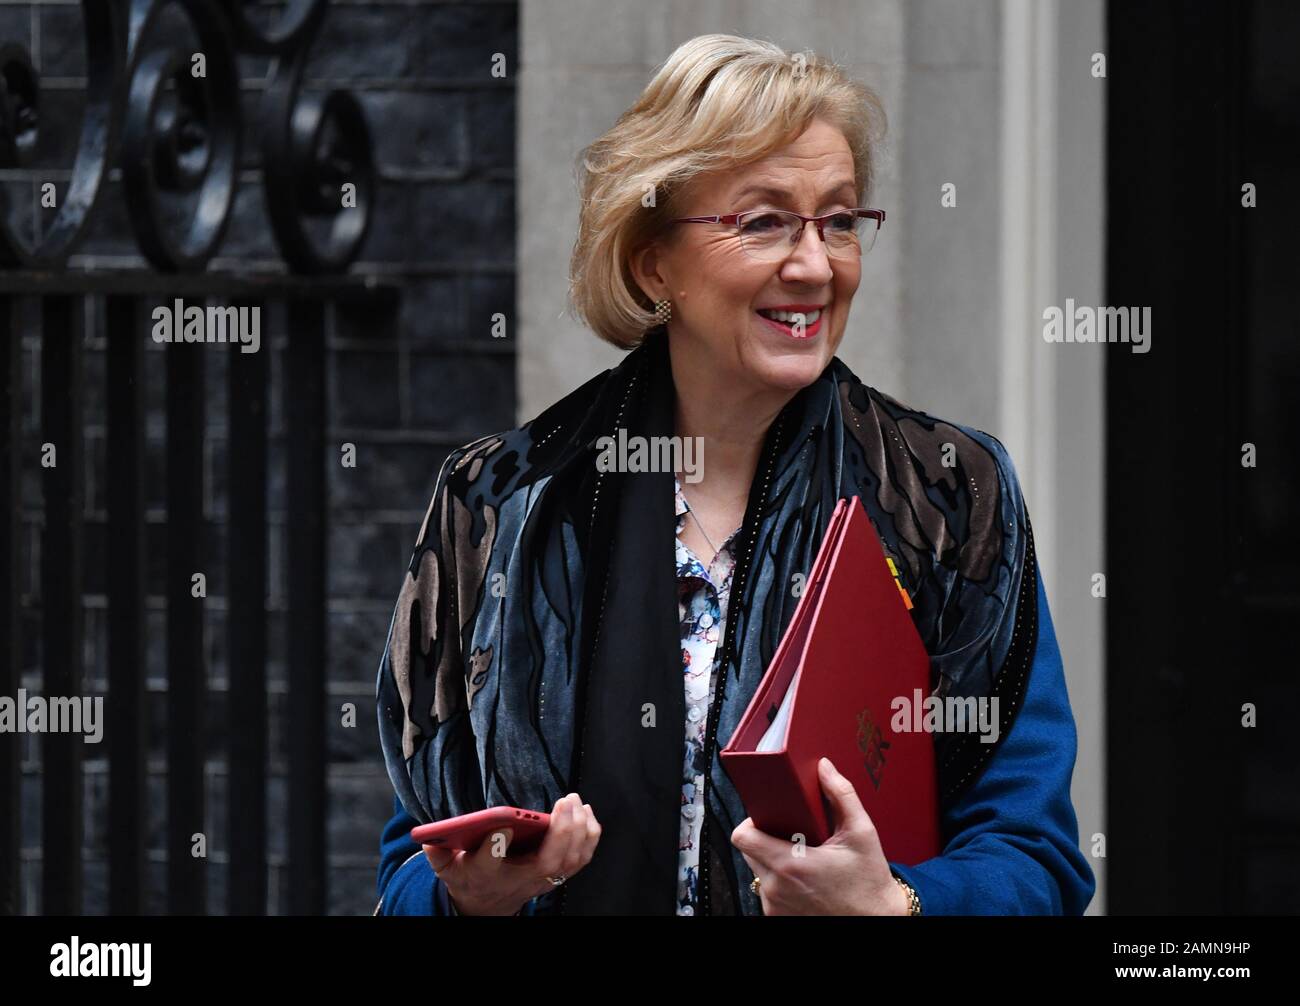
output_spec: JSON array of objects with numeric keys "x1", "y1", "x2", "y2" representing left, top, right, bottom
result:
[{"x1": 737, "y1": 211, "x2": 877, "y2": 260}]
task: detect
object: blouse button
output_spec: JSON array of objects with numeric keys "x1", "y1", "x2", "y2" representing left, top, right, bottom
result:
[
  {"x1": 687, "y1": 705, "x2": 703, "y2": 722},
  {"x1": 700, "y1": 613, "x2": 713, "y2": 629},
  {"x1": 681, "y1": 905, "x2": 694, "y2": 916},
  {"x1": 683, "y1": 804, "x2": 697, "y2": 819}
]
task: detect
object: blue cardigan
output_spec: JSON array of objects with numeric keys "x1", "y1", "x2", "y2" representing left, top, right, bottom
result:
[{"x1": 374, "y1": 571, "x2": 1096, "y2": 916}]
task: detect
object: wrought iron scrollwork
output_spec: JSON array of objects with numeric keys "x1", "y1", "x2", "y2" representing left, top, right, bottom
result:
[
  {"x1": 0, "y1": 0, "x2": 372, "y2": 274},
  {"x1": 262, "y1": 42, "x2": 374, "y2": 275},
  {"x1": 121, "y1": 0, "x2": 242, "y2": 271},
  {"x1": 226, "y1": 0, "x2": 326, "y2": 54},
  {"x1": 0, "y1": 1, "x2": 117, "y2": 268}
]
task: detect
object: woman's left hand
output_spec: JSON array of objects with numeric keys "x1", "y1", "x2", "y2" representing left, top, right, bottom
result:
[{"x1": 730, "y1": 756, "x2": 911, "y2": 915}]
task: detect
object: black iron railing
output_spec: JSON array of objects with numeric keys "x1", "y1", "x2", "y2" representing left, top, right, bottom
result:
[{"x1": 0, "y1": 0, "x2": 389, "y2": 915}]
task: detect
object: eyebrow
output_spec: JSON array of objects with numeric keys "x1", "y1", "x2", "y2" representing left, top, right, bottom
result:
[{"x1": 730, "y1": 180, "x2": 859, "y2": 208}]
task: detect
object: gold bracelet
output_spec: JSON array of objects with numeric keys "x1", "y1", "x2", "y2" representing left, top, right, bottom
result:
[{"x1": 893, "y1": 875, "x2": 922, "y2": 916}]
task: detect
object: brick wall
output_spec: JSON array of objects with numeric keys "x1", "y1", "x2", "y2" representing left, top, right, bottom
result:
[{"x1": 4, "y1": 0, "x2": 518, "y2": 914}]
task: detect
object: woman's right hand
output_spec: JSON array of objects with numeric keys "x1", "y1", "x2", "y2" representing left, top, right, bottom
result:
[{"x1": 422, "y1": 793, "x2": 602, "y2": 916}]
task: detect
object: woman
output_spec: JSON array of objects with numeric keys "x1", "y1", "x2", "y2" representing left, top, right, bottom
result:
[{"x1": 375, "y1": 34, "x2": 1096, "y2": 916}]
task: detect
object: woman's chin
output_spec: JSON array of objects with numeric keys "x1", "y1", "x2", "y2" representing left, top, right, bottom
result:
[{"x1": 742, "y1": 343, "x2": 835, "y2": 393}]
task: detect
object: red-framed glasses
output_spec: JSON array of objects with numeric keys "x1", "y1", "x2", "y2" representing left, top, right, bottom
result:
[{"x1": 669, "y1": 207, "x2": 886, "y2": 261}]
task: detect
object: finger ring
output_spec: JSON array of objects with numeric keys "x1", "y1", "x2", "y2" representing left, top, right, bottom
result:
[
  {"x1": 750, "y1": 876, "x2": 761, "y2": 895},
  {"x1": 546, "y1": 874, "x2": 567, "y2": 886}
]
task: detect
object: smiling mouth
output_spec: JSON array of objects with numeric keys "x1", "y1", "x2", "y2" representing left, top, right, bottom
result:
[{"x1": 755, "y1": 307, "x2": 824, "y2": 339}]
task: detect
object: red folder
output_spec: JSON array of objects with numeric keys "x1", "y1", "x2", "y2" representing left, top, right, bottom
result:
[{"x1": 720, "y1": 496, "x2": 941, "y2": 865}]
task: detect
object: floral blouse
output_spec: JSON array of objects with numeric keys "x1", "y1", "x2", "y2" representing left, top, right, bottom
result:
[{"x1": 674, "y1": 476, "x2": 743, "y2": 915}]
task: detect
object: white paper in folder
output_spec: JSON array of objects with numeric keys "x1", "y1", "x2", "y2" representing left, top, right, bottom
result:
[{"x1": 755, "y1": 674, "x2": 797, "y2": 753}]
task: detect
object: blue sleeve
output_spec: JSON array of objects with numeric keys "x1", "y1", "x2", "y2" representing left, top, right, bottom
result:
[
  {"x1": 887, "y1": 573, "x2": 1097, "y2": 915},
  {"x1": 375, "y1": 795, "x2": 456, "y2": 916},
  {"x1": 374, "y1": 795, "x2": 543, "y2": 916}
]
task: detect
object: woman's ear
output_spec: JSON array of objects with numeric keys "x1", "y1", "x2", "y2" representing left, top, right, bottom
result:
[{"x1": 627, "y1": 239, "x2": 668, "y2": 307}]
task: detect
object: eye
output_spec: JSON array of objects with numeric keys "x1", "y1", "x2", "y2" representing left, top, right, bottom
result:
[
  {"x1": 825, "y1": 212, "x2": 858, "y2": 232},
  {"x1": 739, "y1": 212, "x2": 786, "y2": 234}
]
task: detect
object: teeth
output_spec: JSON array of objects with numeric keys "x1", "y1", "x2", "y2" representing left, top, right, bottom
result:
[{"x1": 758, "y1": 308, "x2": 822, "y2": 325}]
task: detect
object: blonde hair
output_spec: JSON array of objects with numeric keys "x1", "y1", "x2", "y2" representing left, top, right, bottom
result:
[{"x1": 568, "y1": 33, "x2": 887, "y2": 350}]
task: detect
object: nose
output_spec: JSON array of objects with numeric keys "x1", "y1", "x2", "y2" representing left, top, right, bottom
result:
[{"x1": 780, "y1": 219, "x2": 835, "y2": 285}]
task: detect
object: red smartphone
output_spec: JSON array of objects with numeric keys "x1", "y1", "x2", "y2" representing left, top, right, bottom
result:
[{"x1": 409, "y1": 807, "x2": 550, "y2": 855}]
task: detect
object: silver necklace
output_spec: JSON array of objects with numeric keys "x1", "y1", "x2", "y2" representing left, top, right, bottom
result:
[
  {"x1": 687, "y1": 505, "x2": 720, "y2": 558},
  {"x1": 680, "y1": 486, "x2": 736, "y2": 561}
]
